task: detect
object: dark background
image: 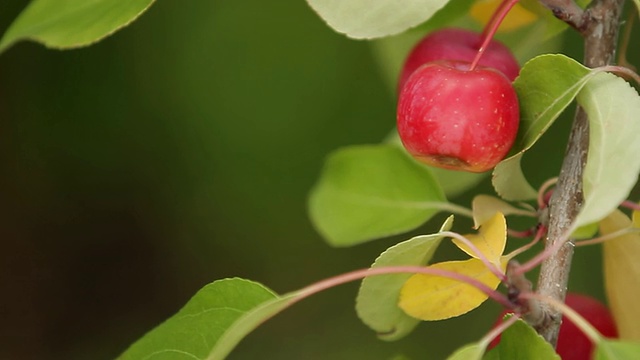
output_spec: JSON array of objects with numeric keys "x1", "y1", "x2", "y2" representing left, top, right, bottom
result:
[{"x1": 1, "y1": 1, "x2": 636, "y2": 359}]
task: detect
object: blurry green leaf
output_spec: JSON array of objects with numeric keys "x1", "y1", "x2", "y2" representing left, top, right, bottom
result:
[
  {"x1": 517, "y1": 0, "x2": 568, "y2": 39},
  {"x1": 370, "y1": 0, "x2": 477, "y2": 90},
  {"x1": 355, "y1": 216, "x2": 453, "y2": 340},
  {"x1": 492, "y1": 54, "x2": 593, "y2": 201},
  {"x1": 601, "y1": 210, "x2": 640, "y2": 341},
  {"x1": 572, "y1": 222, "x2": 599, "y2": 239},
  {"x1": 494, "y1": 20, "x2": 564, "y2": 65},
  {"x1": 309, "y1": 144, "x2": 447, "y2": 246},
  {"x1": 119, "y1": 278, "x2": 282, "y2": 360},
  {"x1": 635, "y1": 0, "x2": 640, "y2": 18},
  {"x1": 483, "y1": 347, "x2": 499, "y2": 360},
  {"x1": 447, "y1": 343, "x2": 486, "y2": 360},
  {"x1": 595, "y1": 340, "x2": 640, "y2": 359},
  {"x1": 0, "y1": 0, "x2": 156, "y2": 53},
  {"x1": 574, "y1": 73, "x2": 640, "y2": 228},
  {"x1": 429, "y1": 167, "x2": 487, "y2": 199},
  {"x1": 386, "y1": 131, "x2": 486, "y2": 198},
  {"x1": 306, "y1": 0, "x2": 451, "y2": 39},
  {"x1": 493, "y1": 318, "x2": 560, "y2": 359}
]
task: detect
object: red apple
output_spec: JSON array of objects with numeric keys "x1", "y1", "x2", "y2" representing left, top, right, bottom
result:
[
  {"x1": 396, "y1": 60, "x2": 519, "y2": 173},
  {"x1": 398, "y1": 28, "x2": 520, "y2": 91},
  {"x1": 491, "y1": 293, "x2": 619, "y2": 360}
]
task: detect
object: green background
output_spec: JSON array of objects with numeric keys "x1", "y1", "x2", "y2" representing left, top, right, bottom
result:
[{"x1": 1, "y1": 1, "x2": 637, "y2": 359}]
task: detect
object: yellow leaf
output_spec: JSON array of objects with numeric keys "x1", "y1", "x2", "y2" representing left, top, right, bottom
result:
[
  {"x1": 632, "y1": 209, "x2": 640, "y2": 228},
  {"x1": 453, "y1": 212, "x2": 506, "y2": 266},
  {"x1": 600, "y1": 210, "x2": 640, "y2": 341},
  {"x1": 399, "y1": 258, "x2": 506, "y2": 321},
  {"x1": 470, "y1": 0, "x2": 538, "y2": 32},
  {"x1": 471, "y1": 195, "x2": 530, "y2": 228}
]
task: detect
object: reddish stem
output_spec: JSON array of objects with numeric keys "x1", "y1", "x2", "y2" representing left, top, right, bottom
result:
[
  {"x1": 481, "y1": 313, "x2": 521, "y2": 345},
  {"x1": 508, "y1": 227, "x2": 537, "y2": 238},
  {"x1": 441, "y1": 231, "x2": 507, "y2": 282},
  {"x1": 576, "y1": 227, "x2": 640, "y2": 246},
  {"x1": 294, "y1": 266, "x2": 513, "y2": 309},
  {"x1": 470, "y1": 0, "x2": 520, "y2": 71},
  {"x1": 512, "y1": 228, "x2": 572, "y2": 276},
  {"x1": 597, "y1": 65, "x2": 640, "y2": 86},
  {"x1": 506, "y1": 224, "x2": 546, "y2": 259},
  {"x1": 537, "y1": 178, "x2": 559, "y2": 209},
  {"x1": 620, "y1": 199, "x2": 640, "y2": 212}
]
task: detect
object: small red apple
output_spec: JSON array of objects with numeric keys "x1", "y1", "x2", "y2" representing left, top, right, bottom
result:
[
  {"x1": 490, "y1": 293, "x2": 619, "y2": 360},
  {"x1": 398, "y1": 28, "x2": 520, "y2": 91},
  {"x1": 396, "y1": 60, "x2": 519, "y2": 173}
]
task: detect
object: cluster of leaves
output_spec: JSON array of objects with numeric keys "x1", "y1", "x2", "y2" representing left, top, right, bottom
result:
[{"x1": 4, "y1": 0, "x2": 640, "y2": 359}]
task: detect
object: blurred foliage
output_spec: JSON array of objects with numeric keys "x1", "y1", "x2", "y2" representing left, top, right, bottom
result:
[{"x1": 0, "y1": 1, "x2": 638, "y2": 359}]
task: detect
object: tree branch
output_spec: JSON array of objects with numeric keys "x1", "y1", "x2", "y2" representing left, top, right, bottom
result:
[
  {"x1": 538, "y1": 0, "x2": 588, "y2": 32},
  {"x1": 532, "y1": 0, "x2": 626, "y2": 346}
]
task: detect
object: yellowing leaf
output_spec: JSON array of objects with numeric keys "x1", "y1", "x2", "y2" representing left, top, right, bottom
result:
[
  {"x1": 399, "y1": 258, "x2": 506, "y2": 321},
  {"x1": 632, "y1": 208, "x2": 640, "y2": 228},
  {"x1": 453, "y1": 212, "x2": 506, "y2": 265},
  {"x1": 600, "y1": 210, "x2": 640, "y2": 341},
  {"x1": 471, "y1": 194, "x2": 533, "y2": 228},
  {"x1": 470, "y1": 0, "x2": 538, "y2": 32}
]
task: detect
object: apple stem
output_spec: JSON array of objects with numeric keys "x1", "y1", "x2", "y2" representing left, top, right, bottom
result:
[
  {"x1": 519, "y1": 292, "x2": 603, "y2": 344},
  {"x1": 470, "y1": 0, "x2": 520, "y2": 72},
  {"x1": 440, "y1": 231, "x2": 508, "y2": 282}
]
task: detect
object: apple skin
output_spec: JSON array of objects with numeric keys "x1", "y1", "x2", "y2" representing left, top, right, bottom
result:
[
  {"x1": 398, "y1": 28, "x2": 520, "y2": 91},
  {"x1": 490, "y1": 293, "x2": 619, "y2": 360},
  {"x1": 397, "y1": 60, "x2": 519, "y2": 173}
]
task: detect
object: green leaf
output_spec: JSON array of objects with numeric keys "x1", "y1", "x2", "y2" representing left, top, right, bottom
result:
[
  {"x1": 572, "y1": 222, "x2": 599, "y2": 239},
  {"x1": 386, "y1": 131, "x2": 486, "y2": 198},
  {"x1": 429, "y1": 166, "x2": 487, "y2": 199},
  {"x1": 595, "y1": 340, "x2": 640, "y2": 360},
  {"x1": 517, "y1": 0, "x2": 569, "y2": 40},
  {"x1": 492, "y1": 54, "x2": 594, "y2": 201},
  {"x1": 447, "y1": 343, "x2": 486, "y2": 360},
  {"x1": 118, "y1": 278, "x2": 282, "y2": 360},
  {"x1": 308, "y1": 144, "x2": 447, "y2": 246},
  {"x1": 574, "y1": 72, "x2": 640, "y2": 228},
  {"x1": 0, "y1": 0, "x2": 156, "y2": 53},
  {"x1": 494, "y1": 318, "x2": 560, "y2": 359},
  {"x1": 492, "y1": 155, "x2": 537, "y2": 201},
  {"x1": 483, "y1": 347, "x2": 499, "y2": 360},
  {"x1": 355, "y1": 216, "x2": 453, "y2": 340},
  {"x1": 306, "y1": 0, "x2": 451, "y2": 39}
]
